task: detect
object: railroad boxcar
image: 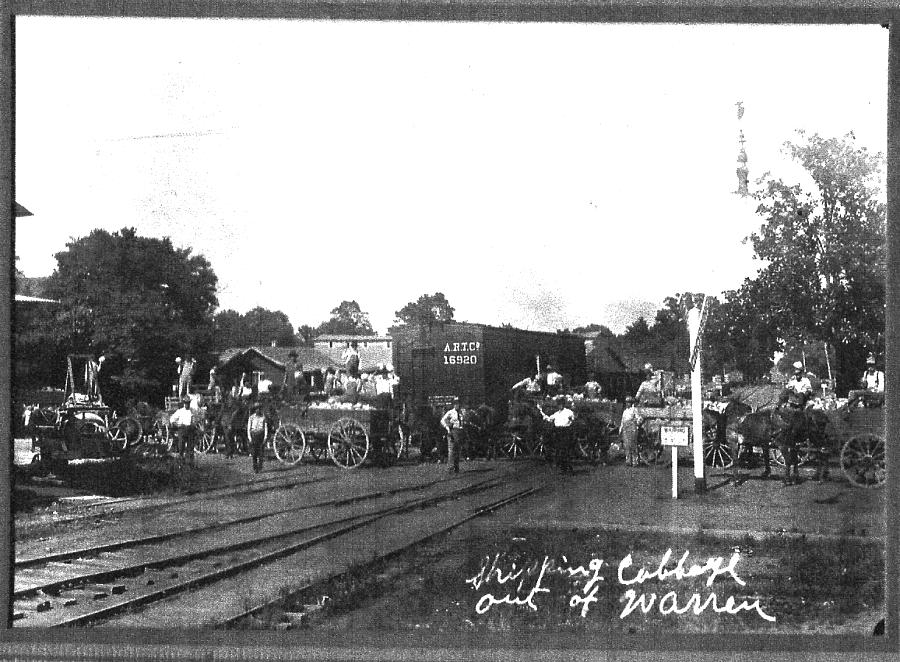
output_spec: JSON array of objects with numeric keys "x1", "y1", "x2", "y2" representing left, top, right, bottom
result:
[{"x1": 390, "y1": 321, "x2": 586, "y2": 415}]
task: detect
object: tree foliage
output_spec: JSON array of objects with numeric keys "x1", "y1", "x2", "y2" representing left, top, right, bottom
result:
[
  {"x1": 20, "y1": 228, "x2": 218, "y2": 408},
  {"x1": 394, "y1": 292, "x2": 455, "y2": 325},
  {"x1": 296, "y1": 324, "x2": 317, "y2": 347},
  {"x1": 317, "y1": 300, "x2": 374, "y2": 335},
  {"x1": 213, "y1": 307, "x2": 296, "y2": 349}
]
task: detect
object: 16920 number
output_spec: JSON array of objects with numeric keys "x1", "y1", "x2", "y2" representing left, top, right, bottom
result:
[{"x1": 444, "y1": 355, "x2": 478, "y2": 365}]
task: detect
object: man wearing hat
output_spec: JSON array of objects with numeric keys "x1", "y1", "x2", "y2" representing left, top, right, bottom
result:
[
  {"x1": 440, "y1": 399, "x2": 466, "y2": 473},
  {"x1": 246, "y1": 403, "x2": 269, "y2": 474},
  {"x1": 538, "y1": 396, "x2": 576, "y2": 473},
  {"x1": 618, "y1": 396, "x2": 643, "y2": 467},
  {"x1": 169, "y1": 397, "x2": 196, "y2": 462},
  {"x1": 779, "y1": 361, "x2": 813, "y2": 409},
  {"x1": 846, "y1": 355, "x2": 885, "y2": 410}
]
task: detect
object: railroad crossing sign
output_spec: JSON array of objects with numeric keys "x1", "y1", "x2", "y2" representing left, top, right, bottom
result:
[{"x1": 689, "y1": 295, "x2": 711, "y2": 371}]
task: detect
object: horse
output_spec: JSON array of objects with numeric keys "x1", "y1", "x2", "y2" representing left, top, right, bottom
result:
[
  {"x1": 462, "y1": 403, "x2": 501, "y2": 459},
  {"x1": 727, "y1": 405, "x2": 832, "y2": 485}
]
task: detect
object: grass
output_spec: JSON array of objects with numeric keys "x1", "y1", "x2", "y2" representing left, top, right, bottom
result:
[{"x1": 245, "y1": 526, "x2": 884, "y2": 634}]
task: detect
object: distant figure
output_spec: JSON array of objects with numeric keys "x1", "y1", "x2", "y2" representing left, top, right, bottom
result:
[
  {"x1": 511, "y1": 374, "x2": 542, "y2": 395},
  {"x1": 545, "y1": 365, "x2": 564, "y2": 397},
  {"x1": 342, "y1": 341, "x2": 361, "y2": 378},
  {"x1": 846, "y1": 355, "x2": 885, "y2": 410},
  {"x1": 440, "y1": 399, "x2": 465, "y2": 474},
  {"x1": 538, "y1": 397, "x2": 576, "y2": 473},
  {"x1": 178, "y1": 356, "x2": 196, "y2": 398},
  {"x1": 323, "y1": 367, "x2": 338, "y2": 397},
  {"x1": 85, "y1": 356, "x2": 102, "y2": 401},
  {"x1": 169, "y1": 396, "x2": 196, "y2": 462},
  {"x1": 246, "y1": 403, "x2": 269, "y2": 474},
  {"x1": 208, "y1": 366, "x2": 217, "y2": 392},
  {"x1": 779, "y1": 361, "x2": 812, "y2": 409},
  {"x1": 584, "y1": 375, "x2": 602, "y2": 399},
  {"x1": 257, "y1": 373, "x2": 273, "y2": 395},
  {"x1": 619, "y1": 396, "x2": 643, "y2": 467},
  {"x1": 635, "y1": 370, "x2": 663, "y2": 407}
]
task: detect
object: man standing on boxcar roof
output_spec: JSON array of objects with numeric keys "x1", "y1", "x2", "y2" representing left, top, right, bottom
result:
[{"x1": 342, "y1": 341, "x2": 361, "y2": 379}]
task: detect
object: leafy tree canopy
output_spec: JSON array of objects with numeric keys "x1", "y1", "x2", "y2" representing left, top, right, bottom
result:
[
  {"x1": 394, "y1": 292, "x2": 455, "y2": 325},
  {"x1": 214, "y1": 307, "x2": 296, "y2": 349},
  {"x1": 22, "y1": 227, "x2": 218, "y2": 407},
  {"x1": 317, "y1": 300, "x2": 374, "y2": 335}
]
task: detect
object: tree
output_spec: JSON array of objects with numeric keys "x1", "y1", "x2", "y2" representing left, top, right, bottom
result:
[
  {"x1": 745, "y1": 131, "x2": 885, "y2": 392},
  {"x1": 622, "y1": 316, "x2": 652, "y2": 344},
  {"x1": 316, "y1": 300, "x2": 374, "y2": 335},
  {"x1": 22, "y1": 228, "x2": 218, "y2": 407},
  {"x1": 296, "y1": 324, "x2": 317, "y2": 347},
  {"x1": 213, "y1": 307, "x2": 296, "y2": 349},
  {"x1": 394, "y1": 292, "x2": 455, "y2": 325}
]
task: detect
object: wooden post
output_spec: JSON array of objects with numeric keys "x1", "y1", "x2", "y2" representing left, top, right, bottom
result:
[
  {"x1": 671, "y1": 446, "x2": 678, "y2": 499},
  {"x1": 688, "y1": 298, "x2": 706, "y2": 494}
]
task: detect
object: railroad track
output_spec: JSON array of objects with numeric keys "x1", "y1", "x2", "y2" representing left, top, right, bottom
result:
[{"x1": 15, "y1": 469, "x2": 542, "y2": 627}]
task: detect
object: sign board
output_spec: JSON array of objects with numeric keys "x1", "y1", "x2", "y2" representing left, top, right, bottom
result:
[{"x1": 661, "y1": 425, "x2": 689, "y2": 447}]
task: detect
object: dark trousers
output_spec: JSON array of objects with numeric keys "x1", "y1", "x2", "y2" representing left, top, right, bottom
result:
[
  {"x1": 250, "y1": 431, "x2": 266, "y2": 472},
  {"x1": 176, "y1": 426, "x2": 194, "y2": 461},
  {"x1": 447, "y1": 428, "x2": 462, "y2": 471},
  {"x1": 553, "y1": 426, "x2": 574, "y2": 471}
]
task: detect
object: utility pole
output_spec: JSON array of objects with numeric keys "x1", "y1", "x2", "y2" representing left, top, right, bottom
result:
[{"x1": 687, "y1": 293, "x2": 710, "y2": 494}]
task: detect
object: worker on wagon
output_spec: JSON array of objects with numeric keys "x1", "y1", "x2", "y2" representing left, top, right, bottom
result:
[
  {"x1": 342, "y1": 341, "x2": 361, "y2": 379},
  {"x1": 584, "y1": 374, "x2": 602, "y2": 400},
  {"x1": 178, "y1": 355, "x2": 196, "y2": 398},
  {"x1": 635, "y1": 367, "x2": 664, "y2": 406},
  {"x1": 619, "y1": 396, "x2": 643, "y2": 467},
  {"x1": 538, "y1": 397, "x2": 576, "y2": 473},
  {"x1": 545, "y1": 365, "x2": 564, "y2": 397},
  {"x1": 246, "y1": 402, "x2": 269, "y2": 474},
  {"x1": 779, "y1": 361, "x2": 813, "y2": 409},
  {"x1": 169, "y1": 396, "x2": 196, "y2": 463},
  {"x1": 440, "y1": 399, "x2": 466, "y2": 474},
  {"x1": 846, "y1": 355, "x2": 885, "y2": 410}
]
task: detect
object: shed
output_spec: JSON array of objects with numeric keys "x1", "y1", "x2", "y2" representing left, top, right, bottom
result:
[{"x1": 217, "y1": 346, "x2": 339, "y2": 390}]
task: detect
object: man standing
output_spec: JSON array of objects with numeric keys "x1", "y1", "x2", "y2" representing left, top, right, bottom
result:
[
  {"x1": 440, "y1": 399, "x2": 465, "y2": 474},
  {"x1": 246, "y1": 403, "x2": 269, "y2": 474},
  {"x1": 169, "y1": 397, "x2": 196, "y2": 463},
  {"x1": 846, "y1": 355, "x2": 885, "y2": 409},
  {"x1": 538, "y1": 397, "x2": 576, "y2": 473},
  {"x1": 545, "y1": 365, "x2": 564, "y2": 397},
  {"x1": 178, "y1": 355, "x2": 196, "y2": 399},
  {"x1": 619, "y1": 396, "x2": 643, "y2": 467},
  {"x1": 342, "y1": 341, "x2": 361, "y2": 379}
]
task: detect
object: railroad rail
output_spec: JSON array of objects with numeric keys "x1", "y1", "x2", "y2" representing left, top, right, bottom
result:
[{"x1": 15, "y1": 467, "x2": 542, "y2": 627}]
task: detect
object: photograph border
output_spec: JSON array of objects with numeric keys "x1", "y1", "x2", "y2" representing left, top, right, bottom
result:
[{"x1": 1, "y1": 3, "x2": 898, "y2": 659}]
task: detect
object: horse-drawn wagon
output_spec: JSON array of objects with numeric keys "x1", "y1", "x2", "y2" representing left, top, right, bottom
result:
[{"x1": 270, "y1": 401, "x2": 396, "y2": 469}]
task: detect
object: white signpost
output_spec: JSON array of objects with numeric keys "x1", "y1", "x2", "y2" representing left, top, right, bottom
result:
[
  {"x1": 661, "y1": 425, "x2": 689, "y2": 498},
  {"x1": 687, "y1": 294, "x2": 710, "y2": 494}
]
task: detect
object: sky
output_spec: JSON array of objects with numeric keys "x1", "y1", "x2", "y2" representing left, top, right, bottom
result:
[{"x1": 13, "y1": 19, "x2": 889, "y2": 335}]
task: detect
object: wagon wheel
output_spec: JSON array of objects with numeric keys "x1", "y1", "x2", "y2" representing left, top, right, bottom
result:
[
  {"x1": 195, "y1": 422, "x2": 218, "y2": 454},
  {"x1": 703, "y1": 437, "x2": 734, "y2": 468},
  {"x1": 498, "y1": 430, "x2": 528, "y2": 460},
  {"x1": 840, "y1": 433, "x2": 885, "y2": 488},
  {"x1": 328, "y1": 418, "x2": 369, "y2": 469},
  {"x1": 770, "y1": 441, "x2": 816, "y2": 467},
  {"x1": 108, "y1": 416, "x2": 143, "y2": 453},
  {"x1": 273, "y1": 423, "x2": 307, "y2": 465},
  {"x1": 638, "y1": 444, "x2": 661, "y2": 466}
]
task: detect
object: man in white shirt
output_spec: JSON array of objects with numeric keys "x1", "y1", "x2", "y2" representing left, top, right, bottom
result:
[
  {"x1": 545, "y1": 365, "x2": 564, "y2": 397},
  {"x1": 779, "y1": 361, "x2": 813, "y2": 409},
  {"x1": 440, "y1": 399, "x2": 465, "y2": 473},
  {"x1": 538, "y1": 397, "x2": 576, "y2": 472},
  {"x1": 169, "y1": 397, "x2": 196, "y2": 461},
  {"x1": 847, "y1": 355, "x2": 885, "y2": 409}
]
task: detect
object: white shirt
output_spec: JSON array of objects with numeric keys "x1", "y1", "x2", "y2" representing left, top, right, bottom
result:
[
  {"x1": 170, "y1": 408, "x2": 194, "y2": 427},
  {"x1": 785, "y1": 375, "x2": 813, "y2": 395},
  {"x1": 441, "y1": 408, "x2": 463, "y2": 430},
  {"x1": 863, "y1": 370, "x2": 885, "y2": 392},
  {"x1": 257, "y1": 379, "x2": 272, "y2": 394},
  {"x1": 375, "y1": 376, "x2": 393, "y2": 395},
  {"x1": 542, "y1": 407, "x2": 575, "y2": 428},
  {"x1": 546, "y1": 371, "x2": 563, "y2": 386}
]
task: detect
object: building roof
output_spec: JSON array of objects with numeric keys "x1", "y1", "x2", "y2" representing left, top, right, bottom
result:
[
  {"x1": 218, "y1": 346, "x2": 339, "y2": 371},
  {"x1": 315, "y1": 334, "x2": 391, "y2": 342},
  {"x1": 318, "y1": 344, "x2": 394, "y2": 373}
]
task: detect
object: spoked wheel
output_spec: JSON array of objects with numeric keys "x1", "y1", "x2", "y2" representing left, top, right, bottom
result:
[
  {"x1": 498, "y1": 431, "x2": 528, "y2": 460},
  {"x1": 151, "y1": 419, "x2": 172, "y2": 453},
  {"x1": 703, "y1": 437, "x2": 734, "y2": 468},
  {"x1": 109, "y1": 416, "x2": 143, "y2": 452},
  {"x1": 840, "y1": 433, "x2": 885, "y2": 488},
  {"x1": 273, "y1": 423, "x2": 307, "y2": 465},
  {"x1": 328, "y1": 418, "x2": 369, "y2": 469},
  {"x1": 195, "y1": 423, "x2": 218, "y2": 454},
  {"x1": 638, "y1": 442, "x2": 662, "y2": 466}
]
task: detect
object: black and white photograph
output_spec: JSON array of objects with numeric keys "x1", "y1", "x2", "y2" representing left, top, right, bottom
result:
[{"x1": 8, "y1": 14, "x2": 892, "y2": 647}]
